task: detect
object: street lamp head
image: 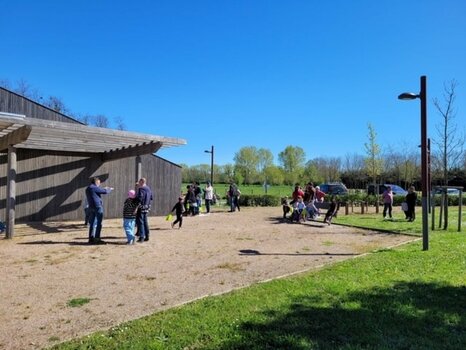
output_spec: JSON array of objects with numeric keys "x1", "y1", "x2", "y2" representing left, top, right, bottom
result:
[
  {"x1": 398, "y1": 92, "x2": 419, "y2": 100},
  {"x1": 204, "y1": 150, "x2": 211, "y2": 153}
]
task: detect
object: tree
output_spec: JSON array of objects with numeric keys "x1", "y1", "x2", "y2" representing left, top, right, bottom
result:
[
  {"x1": 233, "y1": 146, "x2": 260, "y2": 184},
  {"x1": 92, "y1": 114, "x2": 110, "y2": 128},
  {"x1": 432, "y1": 80, "x2": 465, "y2": 186},
  {"x1": 264, "y1": 165, "x2": 285, "y2": 185},
  {"x1": 364, "y1": 123, "x2": 383, "y2": 186},
  {"x1": 257, "y1": 148, "x2": 273, "y2": 183},
  {"x1": 342, "y1": 153, "x2": 366, "y2": 189},
  {"x1": 303, "y1": 160, "x2": 325, "y2": 185},
  {"x1": 114, "y1": 116, "x2": 126, "y2": 130},
  {"x1": 278, "y1": 146, "x2": 306, "y2": 185},
  {"x1": 44, "y1": 95, "x2": 69, "y2": 114}
]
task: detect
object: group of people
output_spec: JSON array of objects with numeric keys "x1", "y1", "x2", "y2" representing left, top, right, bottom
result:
[
  {"x1": 182, "y1": 181, "x2": 215, "y2": 217},
  {"x1": 85, "y1": 177, "x2": 153, "y2": 245},
  {"x1": 282, "y1": 182, "x2": 338, "y2": 225},
  {"x1": 169, "y1": 181, "x2": 216, "y2": 229},
  {"x1": 382, "y1": 185, "x2": 417, "y2": 222}
]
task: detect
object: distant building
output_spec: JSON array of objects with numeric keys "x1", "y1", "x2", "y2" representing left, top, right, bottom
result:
[{"x1": 0, "y1": 87, "x2": 186, "y2": 236}]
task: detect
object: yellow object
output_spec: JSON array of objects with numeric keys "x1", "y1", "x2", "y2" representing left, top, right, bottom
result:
[{"x1": 165, "y1": 214, "x2": 172, "y2": 221}]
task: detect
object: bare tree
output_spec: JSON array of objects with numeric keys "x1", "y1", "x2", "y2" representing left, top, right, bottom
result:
[
  {"x1": 433, "y1": 80, "x2": 465, "y2": 185},
  {"x1": 0, "y1": 78, "x2": 11, "y2": 89},
  {"x1": 44, "y1": 95, "x2": 69, "y2": 114},
  {"x1": 114, "y1": 116, "x2": 126, "y2": 130},
  {"x1": 92, "y1": 114, "x2": 110, "y2": 128}
]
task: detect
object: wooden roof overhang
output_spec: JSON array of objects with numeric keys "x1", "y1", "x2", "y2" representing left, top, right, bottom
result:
[
  {"x1": 1, "y1": 111, "x2": 186, "y2": 239},
  {"x1": 0, "y1": 112, "x2": 186, "y2": 159}
]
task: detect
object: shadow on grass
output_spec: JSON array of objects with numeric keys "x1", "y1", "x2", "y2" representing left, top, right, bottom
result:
[{"x1": 219, "y1": 282, "x2": 466, "y2": 349}]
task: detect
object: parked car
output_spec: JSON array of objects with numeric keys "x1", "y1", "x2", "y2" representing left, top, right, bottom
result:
[
  {"x1": 318, "y1": 182, "x2": 348, "y2": 195},
  {"x1": 432, "y1": 187, "x2": 461, "y2": 196},
  {"x1": 367, "y1": 184, "x2": 408, "y2": 196}
]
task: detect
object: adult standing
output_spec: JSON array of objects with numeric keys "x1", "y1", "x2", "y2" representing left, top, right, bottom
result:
[
  {"x1": 228, "y1": 182, "x2": 241, "y2": 212},
  {"x1": 136, "y1": 177, "x2": 153, "y2": 243},
  {"x1": 85, "y1": 177, "x2": 113, "y2": 244},
  {"x1": 204, "y1": 181, "x2": 214, "y2": 213},
  {"x1": 405, "y1": 185, "x2": 417, "y2": 222},
  {"x1": 382, "y1": 185, "x2": 394, "y2": 220}
]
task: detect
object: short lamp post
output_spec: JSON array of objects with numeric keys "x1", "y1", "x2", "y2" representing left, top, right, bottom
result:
[
  {"x1": 398, "y1": 75, "x2": 429, "y2": 250},
  {"x1": 204, "y1": 145, "x2": 214, "y2": 185}
]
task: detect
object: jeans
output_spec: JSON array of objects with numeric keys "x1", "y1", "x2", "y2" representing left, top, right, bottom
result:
[
  {"x1": 123, "y1": 218, "x2": 136, "y2": 243},
  {"x1": 88, "y1": 206, "x2": 103, "y2": 240},
  {"x1": 137, "y1": 211, "x2": 150, "y2": 240}
]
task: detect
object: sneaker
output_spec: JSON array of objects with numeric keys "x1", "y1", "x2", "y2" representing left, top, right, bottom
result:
[
  {"x1": 144, "y1": 237, "x2": 149, "y2": 242},
  {"x1": 137, "y1": 238, "x2": 145, "y2": 243},
  {"x1": 94, "y1": 239, "x2": 107, "y2": 245},
  {"x1": 171, "y1": 222, "x2": 175, "y2": 229}
]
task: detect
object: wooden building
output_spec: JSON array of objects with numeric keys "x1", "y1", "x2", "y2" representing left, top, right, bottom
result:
[{"x1": 0, "y1": 87, "x2": 186, "y2": 238}]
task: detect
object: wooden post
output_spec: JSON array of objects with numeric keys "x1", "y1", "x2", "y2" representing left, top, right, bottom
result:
[
  {"x1": 459, "y1": 191, "x2": 463, "y2": 232},
  {"x1": 345, "y1": 202, "x2": 349, "y2": 215},
  {"x1": 6, "y1": 145, "x2": 17, "y2": 239},
  {"x1": 439, "y1": 193, "x2": 444, "y2": 229},
  {"x1": 361, "y1": 202, "x2": 365, "y2": 214},
  {"x1": 444, "y1": 194, "x2": 449, "y2": 230},
  {"x1": 431, "y1": 200, "x2": 435, "y2": 231}
]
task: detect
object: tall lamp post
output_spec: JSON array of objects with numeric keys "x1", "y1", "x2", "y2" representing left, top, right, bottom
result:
[
  {"x1": 398, "y1": 75, "x2": 429, "y2": 250},
  {"x1": 204, "y1": 145, "x2": 214, "y2": 185}
]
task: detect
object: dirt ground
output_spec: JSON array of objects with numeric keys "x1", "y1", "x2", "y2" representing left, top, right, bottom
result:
[{"x1": 0, "y1": 206, "x2": 418, "y2": 350}]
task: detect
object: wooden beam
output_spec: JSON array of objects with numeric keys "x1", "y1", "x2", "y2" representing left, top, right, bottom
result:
[
  {"x1": 101, "y1": 141, "x2": 162, "y2": 162},
  {"x1": 0, "y1": 125, "x2": 32, "y2": 151},
  {"x1": 6, "y1": 145, "x2": 16, "y2": 239}
]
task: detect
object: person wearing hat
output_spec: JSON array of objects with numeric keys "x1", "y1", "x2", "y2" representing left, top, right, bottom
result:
[
  {"x1": 170, "y1": 196, "x2": 185, "y2": 229},
  {"x1": 123, "y1": 189, "x2": 140, "y2": 244}
]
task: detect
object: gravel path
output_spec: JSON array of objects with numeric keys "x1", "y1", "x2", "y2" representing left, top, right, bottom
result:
[{"x1": 0, "y1": 206, "x2": 417, "y2": 350}]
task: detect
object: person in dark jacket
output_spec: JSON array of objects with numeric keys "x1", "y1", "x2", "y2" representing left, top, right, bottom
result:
[
  {"x1": 171, "y1": 196, "x2": 185, "y2": 229},
  {"x1": 136, "y1": 178, "x2": 153, "y2": 243},
  {"x1": 85, "y1": 177, "x2": 113, "y2": 244},
  {"x1": 405, "y1": 185, "x2": 417, "y2": 222}
]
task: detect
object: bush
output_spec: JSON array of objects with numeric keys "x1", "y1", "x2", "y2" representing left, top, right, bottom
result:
[{"x1": 237, "y1": 194, "x2": 281, "y2": 207}]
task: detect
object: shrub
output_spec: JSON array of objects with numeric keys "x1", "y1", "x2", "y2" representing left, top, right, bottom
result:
[{"x1": 237, "y1": 194, "x2": 281, "y2": 207}]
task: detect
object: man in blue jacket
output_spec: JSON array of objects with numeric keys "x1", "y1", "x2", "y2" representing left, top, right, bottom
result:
[
  {"x1": 136, "y1": 177, "x2": 153, "y2": 243},
  {"x1": 85, "y1": 177, "x2": 113, "y2": 244}
]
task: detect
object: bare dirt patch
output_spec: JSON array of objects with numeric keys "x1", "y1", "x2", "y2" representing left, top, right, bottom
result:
[{"x1": 0, "y1": 207, "x2": 417, "y2": 349}]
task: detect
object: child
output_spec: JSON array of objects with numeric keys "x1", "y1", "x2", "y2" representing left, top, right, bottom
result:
[
  {"x1": 323, "y1": 197, "x2": 339, "y2": 225},
  {"x1": 282, "y1": 196, "x2": 293, "y2": 219},
  {"x1": 171, "y1": 196, "x2": 185, "y2": 229},
  {"x1": 123, "y1": 189, "x2": 140, "y2": 244},
  {"x1": 292, "y1": 196, "x2": 306, "y2": 222}
]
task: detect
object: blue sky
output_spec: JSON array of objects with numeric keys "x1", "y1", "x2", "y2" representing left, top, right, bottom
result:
[{"x1": 1, "y1": 0, "x2": 465, "y2": 166}]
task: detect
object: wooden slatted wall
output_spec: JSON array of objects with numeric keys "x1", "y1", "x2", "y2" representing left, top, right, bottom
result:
[
  {"x1": 0, "y1": 87, "x2": 81, "y2": 123},
  {"x1": 0, "y1": 150, "x2": 182, "y2": 223}
]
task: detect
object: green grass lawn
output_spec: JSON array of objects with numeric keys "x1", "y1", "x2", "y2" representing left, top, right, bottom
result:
[
  {"x1": 336, "y1": 206, "x2": 466, "y2": 236},
  {"x1": 51, "y1": 230, "x2": 465, "y2": 349}
]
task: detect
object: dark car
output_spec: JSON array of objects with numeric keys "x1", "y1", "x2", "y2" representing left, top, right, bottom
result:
[
  {"x1": 368, "y1": 184, "x2": 407, "y2": 196},
  {"x1": 318, "y1": 183, "x2": 348, "y2": 195}
]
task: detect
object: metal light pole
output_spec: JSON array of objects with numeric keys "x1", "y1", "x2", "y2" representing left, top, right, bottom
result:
[
  {"x1": 398, "y1": 75, "x2": 429, "y2": 250},
  {"x1": 204, "y1": 145, "x2": 214, "y2": 185}
]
